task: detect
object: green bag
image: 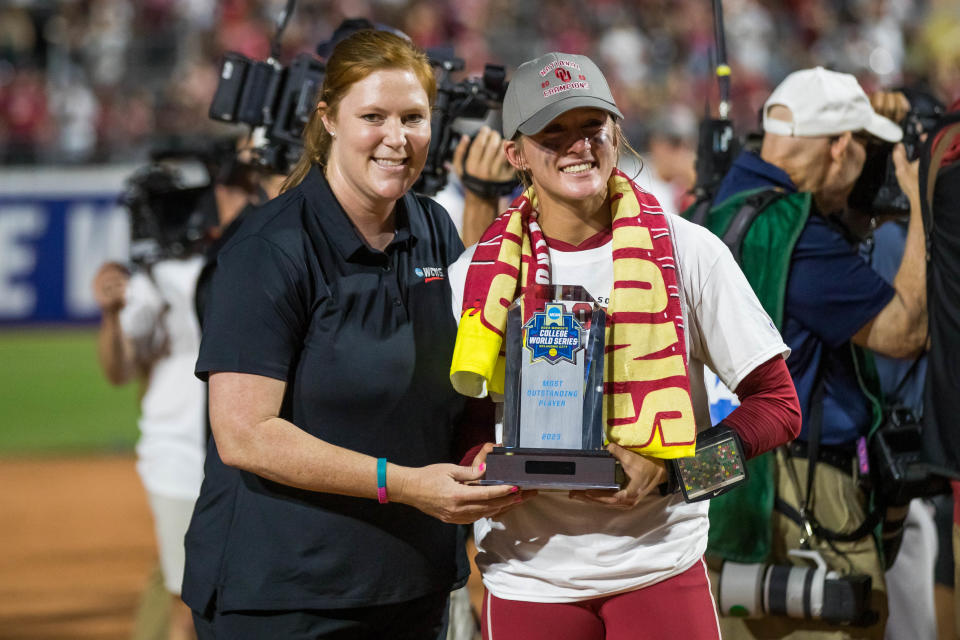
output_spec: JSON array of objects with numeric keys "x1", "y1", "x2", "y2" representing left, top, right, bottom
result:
[{"x1": 683, "y1": 188, "x2": 810, "y2": 562}]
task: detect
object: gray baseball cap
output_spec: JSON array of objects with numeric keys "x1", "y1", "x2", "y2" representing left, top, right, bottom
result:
[{"x1": 502, "y1": 52, "x2": 623, "y2": 139}]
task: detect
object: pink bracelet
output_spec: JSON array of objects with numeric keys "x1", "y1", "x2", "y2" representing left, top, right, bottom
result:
[{"x1": 377, "y1": 458, "x2": 389, "y2": 504}]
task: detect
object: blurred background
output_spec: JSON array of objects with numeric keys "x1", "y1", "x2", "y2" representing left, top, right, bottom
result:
[
  {"x1": 2, "y1": 0, "x2": 960, "y2": 166},
  {"x1": 1, "y1": 0, "x2": 960, "y2": 637}
]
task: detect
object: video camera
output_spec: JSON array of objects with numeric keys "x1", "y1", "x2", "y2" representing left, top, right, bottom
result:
[
  {"x1": 848, "y1": 89, "x2": 945, "y2": 219},
  {"x1": 120, "y1": 151, "x2": 221, "y2": 267},
  {"x1": 207, "y1": 10, "x2": 510, "y2": 198},
  {"x1": 414, "y1": 50, "x2": 511, "y2": 197},
  {"x1": 205, "y1": 0, "x2": 328, "y2": 174},
  {"x1": 718, "y1": 549, "x2": 876, "y2": 627},
  {"x1": 208, "y1": 51, "x2": 324, "y2": 175}
]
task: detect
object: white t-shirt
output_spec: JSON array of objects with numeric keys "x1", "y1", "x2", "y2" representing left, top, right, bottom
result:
[
  {"x1": 432, "y1": 174, "x2": 466, "y2": 238},
  {"x1": 448, "y1": 213, "x2": 788, "y2": 602},
  {"x1": 120, "y1": 256, "x2": 206, "y2": 501}
]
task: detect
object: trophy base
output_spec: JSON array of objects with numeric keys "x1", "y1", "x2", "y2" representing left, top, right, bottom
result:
[{"x1": 478, "y1": 448, "x2": 623, "y2": 490}]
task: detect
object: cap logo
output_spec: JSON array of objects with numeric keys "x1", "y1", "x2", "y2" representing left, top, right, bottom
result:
[
  {"x1": 539, "y1": 59, "x2": 581, "y2": 77},
  {"x1": 544, "y1": 81, "x2": 589, "y2": 97},
  {"x1": 555, "y1": 68, "x2": 572, "y2": 83}
]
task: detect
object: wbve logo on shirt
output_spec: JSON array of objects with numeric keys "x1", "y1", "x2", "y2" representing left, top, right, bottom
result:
[{"x1": 414, "y1": 266, "x2": 445, "y2": 282}]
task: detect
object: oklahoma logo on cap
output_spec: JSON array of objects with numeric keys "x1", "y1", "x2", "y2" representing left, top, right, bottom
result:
[{"x1": 502, "y1": 51, "x2": 623, "y2": 140}]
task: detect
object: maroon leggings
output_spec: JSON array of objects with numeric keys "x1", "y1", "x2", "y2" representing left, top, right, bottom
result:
[{"x1": 481, "y1": 558, "x2": 721, "y2": 640}]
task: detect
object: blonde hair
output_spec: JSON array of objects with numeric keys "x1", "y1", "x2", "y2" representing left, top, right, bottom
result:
[{"x1": 281, "y1": 30, "x2": 436, "y2": 192}]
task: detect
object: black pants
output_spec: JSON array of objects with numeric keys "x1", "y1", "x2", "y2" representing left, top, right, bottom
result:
[{"x1": 192, "y1": 590, "x2": 449, "y2": 640}]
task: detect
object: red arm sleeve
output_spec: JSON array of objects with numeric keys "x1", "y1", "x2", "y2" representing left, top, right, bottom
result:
[
  {"x1": 456, "y1": 396, "x2": 496, "y2": 466},
  {"x1": 720, "y1": 356, "x2": 801, "y2": 459}
]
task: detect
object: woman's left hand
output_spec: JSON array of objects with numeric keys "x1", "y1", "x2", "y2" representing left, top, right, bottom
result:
[{"x1": 569, "y1": 443, "x2": 666, "y2": 509}]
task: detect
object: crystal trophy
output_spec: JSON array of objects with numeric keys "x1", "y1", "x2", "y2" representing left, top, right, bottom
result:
[{"x1": 481, "y1": 284, "x2": 623, "y2": 490}]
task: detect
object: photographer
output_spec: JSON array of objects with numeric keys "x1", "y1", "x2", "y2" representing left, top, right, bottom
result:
[
  {"x1": 434, "y1": 125, "x2": 516, "y2": 246},
  {"x1": 92, "y1": 168, "x2": 210, "y2": 640},
  {"x1": 702, "y1": 67, "x2": 924, "y2": 639},
  {"x1": 194, "y1": 138, "x2": 286, "y2": 325}
]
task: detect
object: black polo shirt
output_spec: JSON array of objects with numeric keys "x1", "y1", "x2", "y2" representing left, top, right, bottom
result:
[{"x1": 184, "y1": 165, "x2": 467, "y2": 613}]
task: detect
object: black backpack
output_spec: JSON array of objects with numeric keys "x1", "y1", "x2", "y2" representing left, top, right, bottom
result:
[{"x1": 920, "y1": 109, "x2": 960, "y2": 474}]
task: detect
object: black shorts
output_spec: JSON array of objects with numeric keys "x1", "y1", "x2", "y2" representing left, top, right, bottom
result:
[{"x1": 192, "y1": 590, "x2": 449, "y2": 640}]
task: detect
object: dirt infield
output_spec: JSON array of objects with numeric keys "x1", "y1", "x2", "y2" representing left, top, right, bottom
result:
[
  {"x1": 0, "y1": 455, "x2": 489, "y2": 639},
  {"x1": 0, "y1": 456, "x2": 155, "y2": 640}
]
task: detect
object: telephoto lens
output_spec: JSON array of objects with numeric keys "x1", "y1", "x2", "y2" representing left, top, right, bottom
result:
[{"x1": 718, "y1": 549, "x2": 875, "y2": 625}]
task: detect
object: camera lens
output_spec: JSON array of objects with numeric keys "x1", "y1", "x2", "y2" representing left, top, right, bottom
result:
[
  {"x1": 764, "y1": 564, "x2": 818, "y2": 618},
  {"x1": 822, "y1": 574, "x2": 874, "y2": 625},
  {"x1": 717, "y1": 562, "x2": 765, "y2": 617},
  {"x1": 718, "y1": 555, "x2": 874, "y2": 625}
]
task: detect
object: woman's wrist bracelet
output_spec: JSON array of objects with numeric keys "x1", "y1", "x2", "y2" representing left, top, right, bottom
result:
[{"x1": 377, "y1": 457, "x2": 388, "y2": 504}]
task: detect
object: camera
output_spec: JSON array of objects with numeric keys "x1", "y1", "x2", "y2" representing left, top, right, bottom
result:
[
  {"x1": 692, "y1": 118, "x2": 739, "y2": 205},
  {"x1": 121, "y1": 153, "x2": 220, "y2": 267},
  {"x1": 848, "y1": 89, "x2": 945, "y2": 219},
  {"x1": 867, "y1": 406, "x2": 959, "y2": 505},
  {"x1": 208, "y1": 51, "x2": 324, "y2": 174},
  {"x1": 207, "y1": 15, "x2": 510, "y2": 197},
  {"x1": 718, "y1": 549, "x2": 876, "y2": 626},
  {"x1": 414, "y1": 50, "x2": 511, "y2": 197}
]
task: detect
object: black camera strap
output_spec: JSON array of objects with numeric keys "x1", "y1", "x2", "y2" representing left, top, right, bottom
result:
[
  {"x1": 887, "y1": 353, "x2": 924, "y2": 407},
  {"x1": 777, "y1": 364, "x2": 883, "y2": 544},
  {"x1": 775, "y1": 492, "x2": 882, "y2": 544},
  {"x1": 461, "y1": 169, "x2": 519, "y2": 200},
  {"x1": 779, "y1": 374, "x2": 824, "y2": 547},
  {"x1": 687, "y1": 197, "x2": 712, "y2": 227},
  {"x1": 720, "y1": 188, "x2": 787, "y2": 259},
  {"x1": 459, "y1": 134, "x2": 519, "y2": 200},
  {"x1": 803, "y1": 373, "x2": 824, "y2": 529}
]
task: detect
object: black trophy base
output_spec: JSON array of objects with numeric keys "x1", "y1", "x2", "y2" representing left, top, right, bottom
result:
[{"x1": 478, "y1": 448, "x2": 623, "y2": 490}]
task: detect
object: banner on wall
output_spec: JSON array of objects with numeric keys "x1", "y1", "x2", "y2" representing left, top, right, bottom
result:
[
  {"x1": 704, "y1": 365, "x2": 740, "y2": 424},
  {"x1": 0, "y1": 166, "x2": 137, "y2": 326}
]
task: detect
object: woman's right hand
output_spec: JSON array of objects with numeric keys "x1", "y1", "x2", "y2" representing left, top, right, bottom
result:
[{"x1": 390, "y1": 460, "x2": 530, "y2": 524}]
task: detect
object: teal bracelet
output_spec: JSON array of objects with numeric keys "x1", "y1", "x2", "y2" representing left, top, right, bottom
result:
[{"x1": 377, "y1": 458, "x2": 388, "y2": 504}]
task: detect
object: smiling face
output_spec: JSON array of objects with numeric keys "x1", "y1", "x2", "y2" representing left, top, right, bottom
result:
[
  {"x1": 322, "y1": 68, "x2": 431, "y2": 215},
  {"x1": 505, "y1": 107, "x2": 617, "y2": 211}
]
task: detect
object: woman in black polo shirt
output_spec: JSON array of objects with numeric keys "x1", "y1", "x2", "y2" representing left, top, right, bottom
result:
[{"x1": 184, "y1": 30, "x2": 522, "y2": 639}]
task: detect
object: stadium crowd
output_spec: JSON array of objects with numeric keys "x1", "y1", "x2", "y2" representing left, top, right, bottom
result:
[{"x1": 2, "y1": 0, "x2": 960, "y2": 165}]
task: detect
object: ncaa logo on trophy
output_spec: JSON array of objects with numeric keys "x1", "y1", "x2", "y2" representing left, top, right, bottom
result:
[{"x1": 523, "y1": 302, "x2": 583, "y2": 364}]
